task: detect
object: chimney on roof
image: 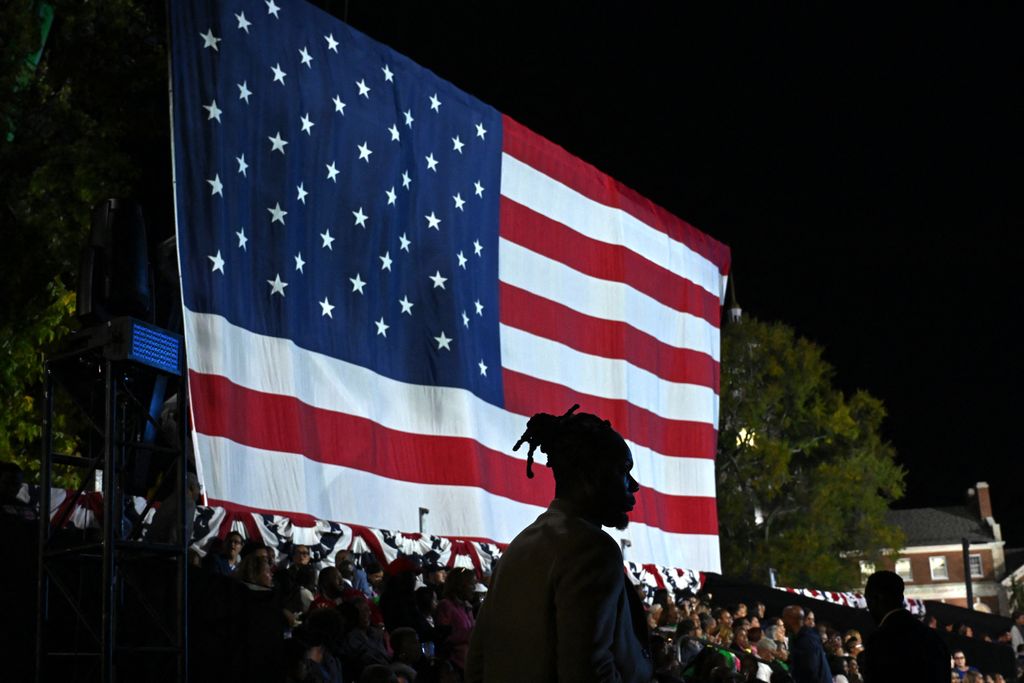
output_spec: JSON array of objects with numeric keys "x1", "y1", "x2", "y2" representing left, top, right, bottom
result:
[{"x1": 975, "y1": 482, "x2": 993, "y2": 520}]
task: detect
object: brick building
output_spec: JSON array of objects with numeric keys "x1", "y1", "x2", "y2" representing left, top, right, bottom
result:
[{"x1": 862, "y1": 482, "x2": 1009, "y2": 613}]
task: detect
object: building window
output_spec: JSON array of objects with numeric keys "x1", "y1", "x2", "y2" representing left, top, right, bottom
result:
[
  {"x1": 895, "y1": 558, "x2": 913, "y2": 582},
  {"x1": 969, "y1": 554, "x2": 983, "y2": 578},
  {"x1": 929, "y1": 556, "x2": 949, "y2": 581},
  {"x1": 859, "y1": 560, "x2": 875, "y2": 581}
]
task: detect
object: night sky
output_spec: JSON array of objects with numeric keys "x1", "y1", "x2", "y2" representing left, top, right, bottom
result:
[{"x1": 317, "y1": 5, "x2": 1024, "y2": 542}]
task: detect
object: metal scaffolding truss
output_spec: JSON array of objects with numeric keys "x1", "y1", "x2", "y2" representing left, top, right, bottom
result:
[{"x1": 36, "y1": 318, "x2": 189, "y2": 682}]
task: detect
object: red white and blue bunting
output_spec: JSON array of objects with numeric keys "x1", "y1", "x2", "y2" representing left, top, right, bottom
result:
[
  {"x1": 776, "y1": 585, "x2": 926, "y2": 616},
  {"x1": 32, "y1": 486, "x2": 702, "y2": 592}
]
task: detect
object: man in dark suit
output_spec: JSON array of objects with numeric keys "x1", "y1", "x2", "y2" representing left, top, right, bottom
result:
[
  {"x1": 782, "y1": 605, "x2": 832, "y2": 683},
  {"x1": 466, "y1": 406, "x2": 653, "y2": 683},
  {"x1": 860, "y1": 570, "x2": 949, "y2": 682}
]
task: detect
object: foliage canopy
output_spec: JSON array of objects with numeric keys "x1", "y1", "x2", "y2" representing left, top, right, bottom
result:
[
  {"x1": 0, "y1": 1, "x2": 168, "y2": 483},
  {"x1": 717, "y1": 316, "x2": 905, "y2": 589}
]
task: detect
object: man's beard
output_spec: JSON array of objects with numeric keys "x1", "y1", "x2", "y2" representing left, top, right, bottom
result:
[{"x1": 607, "y1": 510, "x2": 630, "y2": 531}]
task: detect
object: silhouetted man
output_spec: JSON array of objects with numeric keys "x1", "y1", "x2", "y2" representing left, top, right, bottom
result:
[
  {"x1": 859, "y1": 570, "x2": 948, "y2": 682},
  {"x1": 466, "y1": 406, "x2": 653, "y2": 683},
  {"x1": 782, "y1": 605, "x2": 830, "y2": 683}
]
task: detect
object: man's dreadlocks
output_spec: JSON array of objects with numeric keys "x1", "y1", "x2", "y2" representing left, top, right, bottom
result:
[{"x1": 512, "y1": 404, "x2": 620, "y2": 479}]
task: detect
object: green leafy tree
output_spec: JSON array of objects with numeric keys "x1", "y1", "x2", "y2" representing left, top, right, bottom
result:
[
  {"x1": 0, "y1": 1, "x2": 168, "y2": 483},
  {"x1": 717, "y1": 316, "x2": 906, "y2": 589}
]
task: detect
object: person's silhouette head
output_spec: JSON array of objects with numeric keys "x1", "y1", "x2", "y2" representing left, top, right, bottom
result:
[
  {"x1": 864, "y1": 570, "x2": 904, "y2": 624},
  {"x1": 781, "y1": 605, "x2": 804, "y2": 635},
  {"x1": 514, "y1": 405, "x2": 639, "y2": 530}
]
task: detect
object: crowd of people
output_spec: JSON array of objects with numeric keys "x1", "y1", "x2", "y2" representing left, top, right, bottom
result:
[
  {"x1": 194, "y1": 533, "x2": 1024, "y2": 683},
  {"x1": 197, "y1": 534, "x2": 481, "y2": 683}
]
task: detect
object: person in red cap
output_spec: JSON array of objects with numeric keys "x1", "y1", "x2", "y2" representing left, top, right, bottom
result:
[{"x1": 466, "y1": 406, "x2": 652, "y2": 683}]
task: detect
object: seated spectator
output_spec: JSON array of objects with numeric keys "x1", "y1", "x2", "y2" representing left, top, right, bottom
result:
[
  {"x1": 843, "y1": 636, "x2": 863, "y2": 661},
  {"x1": 311, "y1": 566, "x2": 345, "y2": 610},
  {"x1": 341, "y1": 596, "x2": 390, "y2": 679},
  {"x1": 713, "y1": 607, "x2": 735, "y2": 633},
  {"x1": 293, "y1": 544, "x2": 313, "y2": 566},
  {"x1": 757, "y1": 637, "x2": 788, "y2": 679},
  {"x1": 305, "y1": 607, "x2": 348, "y2": 674},
  {"x1": 365, "y1": 560, "x2": 385, "y2": 595},
  {"x1": 827, "y1": 655, "x2": 850, "y2": 683},
  {"x1": 292, "y1": 623, "x2": 344, "y2": 683},
  {"x1": 701, "y1": 613, "x2": 718, "y2": 640},
  {"x1": 335, "y1": 550, "x2": 375, "y2": 597},
  {"x1": 763, "y1": 617, "x2": 789, "y2": 664},
  {"x1": 236, "y1": 550, "x2": 273, "y2": 590},
  {"x1": 952, "y1": 650, "x2": 980, "y2": 680},
  {"x1": 717, "y1": 627, "x2": 734, "y2": 649},
  {"x1": 765, "y1": 617, "x2": 786, "y2": 645},
  {"x1": 435, "y1": 567, "x2": 476, "y2": 674},
  {"x1": 844, "y1": 654, "x2": 861, "y2": 683},
  {"x1": 824, "y1": 630, "x2": 844, "y2": 656},
  {"x1": 676, "y1": 618, "x2": 705, "y2": 669},
  {"x1": 389, "y1": 626, "x2": 423, "y2": 681},
  {"x1": 223, "y1": 530, "x2": 244, "y2": 573},
  {"x1": 731, "y1": 626, "x2": 752, "y2": 655},
  {"x1": 338, "y1": 558, "x2": 357, "y2": 589},
  {"x1": 747, "y1": 627, "x2": 763, "y2": 656}
]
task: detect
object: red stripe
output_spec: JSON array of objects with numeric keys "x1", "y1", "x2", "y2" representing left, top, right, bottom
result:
[
  {"x1": 500, "y1": 198, "x2": 722, "y2": 327},
  {"x1": 501, "y1": 369, "x2": 719, "y2": 461},
  {"x1": 502, "y1": 114, "x2": 731, "y2": 276},
  {"x1": 499, "y1": 284, "x2": 720, "y2": 392},
  {"x1": 190, "y1": 371, "x2": 718, "y2": 535}
]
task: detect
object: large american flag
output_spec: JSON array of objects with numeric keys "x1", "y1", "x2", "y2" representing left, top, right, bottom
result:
[{"x1": 169, "y1": 0, "x2": 730, "y2": 571}]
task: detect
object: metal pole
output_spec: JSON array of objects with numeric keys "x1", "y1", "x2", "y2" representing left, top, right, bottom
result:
[
  {"x1": 101, "y1": 360, "x2": 117, "y2": 681},
  {"x1": 35, "y1": 365, "x2": 55, "y2": 682},
  {"x1": 962, "y1": 538, "x2": 974, "y2": 611},
  {"x1": 178, "y1": 382, "x2": 190, "y2": 681}
]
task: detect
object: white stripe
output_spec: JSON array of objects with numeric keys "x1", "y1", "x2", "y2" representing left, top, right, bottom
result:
[
  {"x1": 500, "y1": 325, "x2": 719, "y2": 425},
  {"x1": 184, "y1": 310, "x2": 716, "y2": 498},
  {"x1": 197, "y1": 433, "x2": 721, "y2": 572},
  {"x1": 501, "y1": 152, "x2": 725, "y2": 301},
  {"x1": 499, "y1": 239, "x2": 721, "y2": 361}
]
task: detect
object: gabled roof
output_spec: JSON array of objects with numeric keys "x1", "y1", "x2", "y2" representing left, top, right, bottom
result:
[{"x1": 886, "y1": 505, "x2": 996, "y2": 546}]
